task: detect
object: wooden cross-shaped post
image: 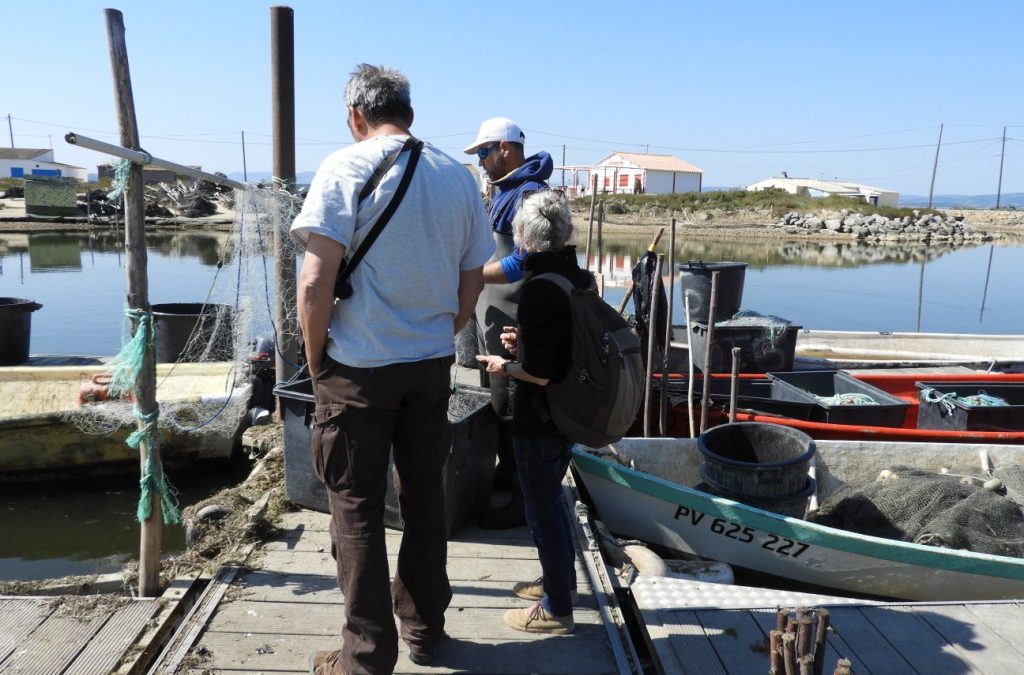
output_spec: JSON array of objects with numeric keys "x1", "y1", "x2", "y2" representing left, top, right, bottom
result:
[{"x1": 105, "y1": 8, "x2": 162, "y2": 597}]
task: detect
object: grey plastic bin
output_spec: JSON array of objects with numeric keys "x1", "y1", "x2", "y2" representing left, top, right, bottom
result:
[{"x1": 274, "y1": 374, "x2": 499, "y2": 539}]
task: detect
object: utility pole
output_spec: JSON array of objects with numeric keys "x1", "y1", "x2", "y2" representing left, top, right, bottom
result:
[
  {"x1": 561, "y1": 144, "x2": 565, "y2": 189},
  {"x1": 241, "y1": 130, "x2": 248, "y2": 182},
  {"x1": 927, "y1": 123, "x2": 943, "y2": 209},
  {"x1": 996, "y1": 125, "x2": 1007, "y2": 209},
  {"x1": 6, "y1": 114, "x2": 13, "y2": 148}
]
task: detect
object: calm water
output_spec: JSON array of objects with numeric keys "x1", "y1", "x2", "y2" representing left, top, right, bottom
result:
[
  {"x1": 1, "y1": 228, "x2": 1022, "y2": 581},
  {"x1": 2, "y1": 230, "x2": 1022, "y2": 355}
]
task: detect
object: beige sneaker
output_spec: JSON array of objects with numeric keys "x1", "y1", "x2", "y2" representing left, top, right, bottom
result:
[
  {"x1": 512, "y1": 577, "x2": 578, "y2": 604},
  {"x1": 504, "y1": 602, "x2": 575, "y2": 635}
]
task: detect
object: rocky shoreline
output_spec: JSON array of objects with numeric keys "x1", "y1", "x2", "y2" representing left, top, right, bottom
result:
[{"x1": 569, "y1": 203, "x2": 1024, "y2": 243}]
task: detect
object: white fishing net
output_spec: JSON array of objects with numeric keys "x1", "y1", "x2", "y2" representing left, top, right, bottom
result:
[{"x1": 60, "y1": 185, "x2": 303, "y2": 439}]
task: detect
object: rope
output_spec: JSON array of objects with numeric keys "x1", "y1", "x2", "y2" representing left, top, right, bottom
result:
[
  {"x1": 129, "y1": 403, "x2": 181, "y2": 524},
  {"x1": 816, "y1": 392, "x2": 879, "y2": 406},
  {"x1": 105, "y1": 158, "x2": 133, "y2": 201},
  {"x1": 923, "y1": 387, "x2": 1008, "y2": 413},
  {"x1": 103, "y1": 307, "x2": 180, "y2": 524}
]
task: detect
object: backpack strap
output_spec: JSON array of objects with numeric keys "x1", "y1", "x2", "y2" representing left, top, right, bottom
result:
[
  {"x1": 531, "y1": 270, "x2": 596, "y2": 294},
  {"x1": 334, "y1": 137, "x2": 423, "y2": 300}
]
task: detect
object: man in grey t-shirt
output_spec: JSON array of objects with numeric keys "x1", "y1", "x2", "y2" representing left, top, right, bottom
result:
[{"x1": 293, "y1": 64, "x2": 493, "y2": 674}]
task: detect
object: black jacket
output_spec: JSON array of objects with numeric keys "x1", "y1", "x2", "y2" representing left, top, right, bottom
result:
[{"x1": 512, "y1": 246, "x2": 593, "y2": 437}]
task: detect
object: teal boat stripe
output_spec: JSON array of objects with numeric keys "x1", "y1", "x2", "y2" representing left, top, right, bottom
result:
[{"x1": 572, "y1": 449, "x2": 1024, "y2": 581}]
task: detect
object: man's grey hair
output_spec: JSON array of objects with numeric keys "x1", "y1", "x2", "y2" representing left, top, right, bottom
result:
[
  {"x1": 512, "y1": 191, "x2": 573, "y2": 252},
  {"x1": 344, "y1": 64, "x2": 412, "y2": 126}
]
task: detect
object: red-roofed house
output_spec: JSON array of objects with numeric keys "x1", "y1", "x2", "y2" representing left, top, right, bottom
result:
[{"x1": 591, "y1": 152, "x2": 703, "y2": 195}]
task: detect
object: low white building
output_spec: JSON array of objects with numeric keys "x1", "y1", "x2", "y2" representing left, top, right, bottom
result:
[
  {"x1": 747, "y1": 176, "x2": 899, "y2": 208},
  {"x1": 589, "y1": 152, "x2": 703, "y2": 195},
  {"x1": 0, "y1": 148, "x2": 88, "y2": 182}
]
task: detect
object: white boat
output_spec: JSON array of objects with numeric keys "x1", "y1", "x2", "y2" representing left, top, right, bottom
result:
[
  {"x1": 0, "y1": 362, "x2": 246, "y2": 484},
  {"x1": 794, "y1": 329, "x2": 1024, "y2": 370},
  {"x1": 572, "y1": 437, "x2": 1024, "y2": 601},
  {"x1": 669, "y1": 327, "x2": 1024, "y2": 371}
]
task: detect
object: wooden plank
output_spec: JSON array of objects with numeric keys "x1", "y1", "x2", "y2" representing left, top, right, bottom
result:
[
  {"x1": 688, "y1": 609, "x2": 770, "y2": 674},
  {"x1": 861, "y1": 605, "x2": 982, "y2": 674},
  {"x1": 906, "y1": 604, "x2": 1024, "y2": 674},
  {"x1": 656, "y1": 610, "x2": 726, "y2": 675},
  {"x1": 254, "y1": 548, "x2": 584, "y2": 583},
  {"x1": 824, "y1": 607, "x2": 914, "y2": 674},
  {"x1": 64, "y1": 600, "x2": 158, "y2": 675},
  {"x1": 265, "y1": 533, "x2": 539, "y2": 560},
  {"x1": 205, "y1": 599, "x2": 605, "y2": 640},
  {"x1": 748, "y1": 609, "x2": 849, "y2": 675},
  {"x1": 0, "y1": 600, "x2": 52, "y2": 664},
  {"x1": 961, "y1": 601, "x2": 1024, "y2": 653},
  {"x1": 235, "y1": 571, "x2": 585, "y2": 609},
  {"x1": 0, "y1": 609, "x2": 107, "y2": 675},
  {"x1": 195, "y1": 631, "x2": 616, "y2": 674}
]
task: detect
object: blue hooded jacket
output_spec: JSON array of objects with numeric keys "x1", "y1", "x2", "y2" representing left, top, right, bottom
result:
[{"x1": 488, "y1": 151, "x2": 553, "y2": 282}]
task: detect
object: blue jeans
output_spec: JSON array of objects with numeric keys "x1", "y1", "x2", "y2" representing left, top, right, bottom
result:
[{"x1": 512, "y1": 434, "x2": 577, "y2": 617}]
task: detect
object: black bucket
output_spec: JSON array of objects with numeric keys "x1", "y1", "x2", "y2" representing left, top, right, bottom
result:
[
  {"x1": 697, "y1": 422, "x2": 815, "y2": 500},
  {"x1": 0, "y1": 298, "x2": 43, "y2": 366},
  {"x1": 152, "y1": 303, "x2": 234, "y2": 363},
  {"x1": 678, "y1": 261, "x2": 748, "y2": 324}
]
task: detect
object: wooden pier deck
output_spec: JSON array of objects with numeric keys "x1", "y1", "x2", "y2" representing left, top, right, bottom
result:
[
  {"x1": 151, "y1": 505, "x2": 634, "y2": 674},
  {"x1": 0, "y1": 579, "x2": 192, "y2": 675},
  {"x1": 631, "y1": 574, "x2": 1024, "y2": 675}
]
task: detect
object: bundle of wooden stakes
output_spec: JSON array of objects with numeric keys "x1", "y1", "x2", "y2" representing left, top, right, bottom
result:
[{"x1": 769, "y1": 607, "x2": 852, "y2": 675}]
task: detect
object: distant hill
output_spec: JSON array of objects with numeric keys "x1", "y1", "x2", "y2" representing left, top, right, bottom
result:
[{"x1": 900, "y1": 193, "x2": 1024, "y2": 209}]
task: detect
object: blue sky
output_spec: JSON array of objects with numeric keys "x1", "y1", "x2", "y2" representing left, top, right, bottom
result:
[{"x1": 5, "y1": 1, "x2": 1023, "y2": 196}]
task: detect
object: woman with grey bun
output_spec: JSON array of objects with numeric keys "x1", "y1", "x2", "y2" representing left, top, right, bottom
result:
[{"x1": 477, "y1": 190, "x2": 591, "y2": 635}]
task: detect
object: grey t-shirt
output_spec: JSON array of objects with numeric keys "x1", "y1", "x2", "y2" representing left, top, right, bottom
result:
[{"x1": 291, "y1": 135, "x2": 494, "y2": 367}]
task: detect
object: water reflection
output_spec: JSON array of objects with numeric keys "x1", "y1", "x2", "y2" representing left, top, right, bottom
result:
[
  {"x1": 28, "y1": 234, "x2": 81, "y2": 272},
  {"x1": 576, "y1": 231, "x2": 977, "y2": 272},
  {"x1": 0, "y1": 229, "x2": 230, "y2": 273}
]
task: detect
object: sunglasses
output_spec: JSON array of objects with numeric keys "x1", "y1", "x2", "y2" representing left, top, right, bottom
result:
[{"x1": 476, "y1": 143, "x2": 499, "y2": 161}]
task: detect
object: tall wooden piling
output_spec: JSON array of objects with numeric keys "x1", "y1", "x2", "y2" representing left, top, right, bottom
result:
[
  {"x1": 271, "y1": 5, "x2": 298, "y2": 383},
  {"x1": 104, "y1": 7, "x2": 161, "y2": 597}
]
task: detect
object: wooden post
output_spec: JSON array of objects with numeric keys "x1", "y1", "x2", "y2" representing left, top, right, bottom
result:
[
  {"x1": 684, "y1": 296, "x2": 695, "y2": 438},
  {"x1": 797, "y1": 615, "x2": 813, "y2": 658},
  {"x1": 642, "y1": 254, "x2": 663, "y2": 437},
  {"x1": 659, "y1": 218, "x2": 676, "y2": 435},
  {"x1": 812, "y1": 610, "x2": 830, "y2": 675},
  {"x1": 782, "y1": 632, "x2": 797, "y2": 675},
  {"x1": 927, "y1": 123, "x2": 943, "y2": 209},
  {"x1": 729, "y1": 346, "x2": 740, "y2": 423},
  {"x1": 271, "y1": 5, "x2": 298, "y2": 383},
  {"x1": 596, "y1": 201, "x2": 604, "y2": 275},
  {"x1": 798, "y1": 655, "x2": 814, "y2": 675},
  {"x1": 104, "y1": 7, "x2": 161, "y2": 598},
  {"x1": 769, "y1": 630, "x2": 783, "y2": 675},
  {"x1": 585, "y1": 174, "x2": 597, "y2": 268},
  {"x1": 698, "y1": 271, "x2": 719, "y2": 433}
]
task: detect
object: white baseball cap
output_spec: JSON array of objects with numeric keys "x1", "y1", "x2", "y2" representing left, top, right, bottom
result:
[{"x1": 464, "y1": 117, "x2": 525, "y2": 154}]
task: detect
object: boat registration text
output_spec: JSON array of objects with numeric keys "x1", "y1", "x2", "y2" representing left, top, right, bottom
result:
[{"x1": 673, "y1": 505, "x2": 810, "y2": 559}]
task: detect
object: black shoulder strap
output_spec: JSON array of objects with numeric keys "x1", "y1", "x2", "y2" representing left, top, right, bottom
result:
[{"x1": 335, "y1": 137, "x2": 423, "y2": 299}]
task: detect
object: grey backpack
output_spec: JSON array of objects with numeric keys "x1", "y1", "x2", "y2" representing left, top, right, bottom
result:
[{"x1": 532, "y1": 272, "x2": 645, "y2": 448}]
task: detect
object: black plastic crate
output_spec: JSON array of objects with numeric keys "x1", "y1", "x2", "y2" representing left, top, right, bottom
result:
[
  {"x1": 703, "y1": 378, "x2": 818, "y2": 419},
  {"x1": 689, "y1": 322, "x2": 801, "y2": 374},
  {"x1": 916, "y1": 382, "x2": 1024, "y2": 432},
  {"x1": 768, "y1": 370, "x2": 910, "y2": 427},
  {"x1": 274, "y1": 374, "x2": 499, "y2": 538}
]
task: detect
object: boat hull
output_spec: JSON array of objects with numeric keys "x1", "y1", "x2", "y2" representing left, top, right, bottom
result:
[
  {"x1": 0, "y1": 362, "x2": 245, "y2": 484},
  {"x1": 573, "y1": 439, "x2": 1024, "y2": 601}
]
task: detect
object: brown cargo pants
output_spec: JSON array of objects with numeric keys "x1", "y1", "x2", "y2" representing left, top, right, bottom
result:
[{"x1": 311, "y1": 354, "x2": 454, "y2": 674}]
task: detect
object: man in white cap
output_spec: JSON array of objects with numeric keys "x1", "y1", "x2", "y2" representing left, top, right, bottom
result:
[{"x1": 463, "y1": 117, "x2": 553, "y2": 529}]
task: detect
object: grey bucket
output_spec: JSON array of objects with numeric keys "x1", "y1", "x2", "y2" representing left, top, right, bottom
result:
[
  {"x1": 151, "y1": 303, "x2": 235, "y2": 363},
  {"x1": 677, "y1": 261, "x2": 748, "y2": 324}
]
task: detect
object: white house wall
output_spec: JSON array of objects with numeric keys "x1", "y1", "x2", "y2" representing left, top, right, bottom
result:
[
  {"x1": 1, "y1": 158, "x2": 87, "y2": 182},
  {"x1": 646, "y1": 170, "x2": 701, "y2": 194}
]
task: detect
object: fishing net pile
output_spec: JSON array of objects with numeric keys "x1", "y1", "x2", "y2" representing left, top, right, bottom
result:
[
  {"x1": 61, "y1": 185, "x2": 303, "y2": 439},
  {"x1": 808, "y1": 464, "x2": 1024, "y2": 557},
  {"x1": 712, "y1": 310, "x2": 795, "y2": 364}
]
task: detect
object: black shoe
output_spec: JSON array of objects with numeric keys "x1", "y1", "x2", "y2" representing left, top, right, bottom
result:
[
  {"x1": 407, "y1": 637, "x2": 443, "y2": 666},
  {"x1": 479, "y1": 499, "x2": 526, "y2": 529}
]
